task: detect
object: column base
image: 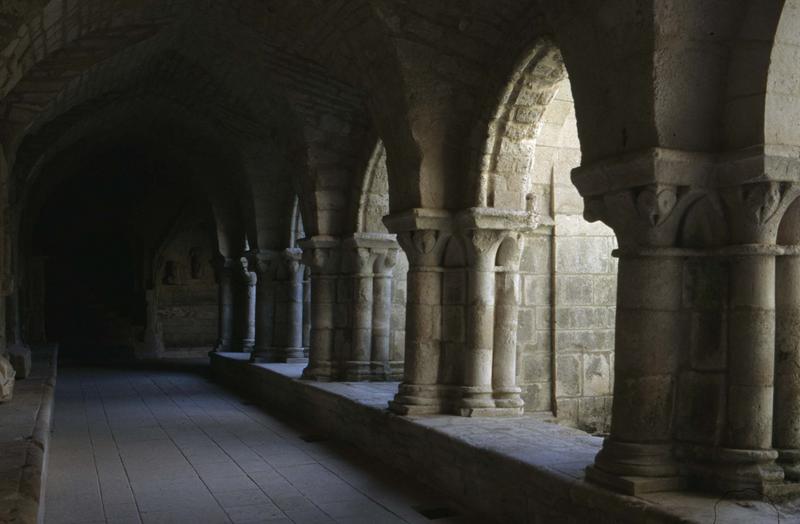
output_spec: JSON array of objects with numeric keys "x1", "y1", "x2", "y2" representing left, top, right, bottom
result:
[
  {"x1": 588, "y1": 439, "x2": 684, "y2": 495},
  {"x1": 493, "y1": 386, "x2": 525, "y2": 409},
  {"x1": 344, "y1": 361, "x2": 372, "y2": 381},
  {"x1": 585, "y1": 465, "x2": 686, "y2": 496},
  {"x1": 301, "y1": 361, "x2": 336, "y2": 381},
  {"x1": 681, "y1": 445, "x2": 786, "y2": 496},
  {"x1": 230, "y1": 339, "x2": 255, "y2": 353},
  {"x1": 212, "y1": 339, "x2": 231, "y2": 353},
  {"x1": 777, "y1": 449, "x2": 800, "y2": 481},
  {"x1": 457, "y1": 386, "x2": 495, "y2": 412},
  {"x1": 457, "y1": 406, "x2": 524, "y2": 417},
  {"x1": 593, "y1": 439, "x2": 681, "y2": 477},
  {"x1": 251, "y1": 347, "x2": 306, "y2": 363},
  {"x1": 389, "y1": 383, "x2": 452, "y2": 415}
]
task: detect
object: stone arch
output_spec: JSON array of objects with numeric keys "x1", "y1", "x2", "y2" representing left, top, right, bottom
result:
[
  {"x1": 470, "y1": 40, "x2": 566, "y2": 210},
  {"x1": 765, "y1": 0, "x2": 800, "y2": 156},
  {"x1": 460, "y1": 37, "x2": 617, "y2": 428},
  {"x1": 722, "y1": 1, "x2": 785, "y2": 152}
]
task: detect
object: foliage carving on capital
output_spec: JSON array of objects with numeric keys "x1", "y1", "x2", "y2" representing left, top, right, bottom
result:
[
  {"x1": 587, "y1": 183, "x2": 702, "y2": 248},
  {"x1": 283, "y1": 248, "x2": 303, "y2": 276},
  {"x1": 238, "y1": 257, "x2": 257, "y2": 286},
  {"x1": 468, "y1": 229, "x2": 503, "y2": 255},
  {"x1": 396, "y1": 229, "x2": 449, "y2": 266},
  {"x1": 374, "y1": 248, "x2": 398, "y2": 275},
  {"x1": 635, "y1": 185, "x2": 677, "y2": 226},
  {"x1": 349, "y1": 247, "x2": 373, "y2": 275},
  {"x1": 412, "y1": 229, "x2": 439, "y2": 255},
  {"x1": 742, "y1": 182, "x2": 781, "y2": 225}
]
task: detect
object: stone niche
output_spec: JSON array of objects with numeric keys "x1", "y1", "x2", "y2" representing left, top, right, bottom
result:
[{"x1": 148, "y1": 222, "x2": 217, "y2": 357}]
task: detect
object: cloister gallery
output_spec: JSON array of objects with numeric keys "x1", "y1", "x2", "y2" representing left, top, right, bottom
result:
[{"x1": 2, "y1": 1, "x2": 800, "y2": 523}]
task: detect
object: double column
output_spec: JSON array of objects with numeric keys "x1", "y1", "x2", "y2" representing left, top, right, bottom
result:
[
  {"x1": 386, "y1": 208, "x2": 531, "y2": 416},
  {"x1": 214, "y1": 256, "x2": 236, "y2": 352},
  {"x1": 251, "y1": 249, "x2": 306, "y2": 363},
  {"x1": 775, "y1": 246, "x2": 800, "y2": 480},
  {"x1": 300, "y1": 234, "x2": 400, "y2": 381},
  {"x1": 233, "y1": 257, "x2": 257, "y2": 352},
  {"x1": 574, "y1": 154, "x2": 798, "y2": 496},
  {"x1": 300, "y1": 236, "x2": 341, "y2": 380},
  {"x1": 342, "y1": 234, "x2": 399, "y2": 381}
]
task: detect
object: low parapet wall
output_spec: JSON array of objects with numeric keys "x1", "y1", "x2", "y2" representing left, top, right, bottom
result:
[
  {"x1": 0, "y1": 345, "x2": 58, "y2": 524},
  {"x1": 209, "y1": 352, "x2": 792, "y2": 523}
]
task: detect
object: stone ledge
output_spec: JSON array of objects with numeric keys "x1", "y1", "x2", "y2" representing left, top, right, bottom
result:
[
  {"x1": 0, "y1": 344, "x2": 58, "y2": 524},
  {"x1": 210, "y1": 352, "x2": 799, "y2": 523}
]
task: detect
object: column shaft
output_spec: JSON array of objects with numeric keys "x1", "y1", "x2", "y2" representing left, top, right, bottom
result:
[
  {"x1": 459, "y1": 266, "x2": 495, "y2": 413},
  {"x1": 304, "y1": 273, "x2": 337, "y2": 379},
  {"x1": 590, "y1": 254, "x2": 682, "y2": 481},
  {"x1": 775, "y1": 253, "x2": 800, "y2": 479},
  {"x1": 371, "y1": 272, "x2": 393, "y2": 379},
  {"x1": 493, "y1": 271, "x2": 523, "y2": 409},
  {"x1": 215, "y1": 262, "x2": 234, "y2": 352},
  {"x1": 285, "y1": 266, "x2": 304, "y2": 355},
  {"x1": 726, "y1": 255, "x2": 775, "y2": 450}
]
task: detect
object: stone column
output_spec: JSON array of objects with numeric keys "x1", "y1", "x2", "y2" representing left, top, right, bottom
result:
[
  {"x1": 299, "y1": 236, "x2": 341, "y2": 380},
  {"x1": 587, "y1": 252, "x2": 684, "y2": 492},
  {"x1": 250, "y1": 250, "x2": 279, "y2": 362},
  {"x1": 579, "y1": 182, "x2": 693, "y2": 495},
  {"x1": 458, "y1": 229, "x2": 503, "y2": 416},
  {"x1": 233, "y1": 257, "x2": 257, "y2": 353},
  {"x1": 775, "y1": 248, "x2": 800, "y2": 480},
  {"x1": 493, "y1": 234, "x2": 524, "y2": 411},
  {"x1": 283, "y1": 248, "x2": 306, "y2": 361},
  {"x1": 213, "y1": 257, "x2": 235, "y2": 352},
  {"x1": 386, "y1": 210, "x2": 452, "y2": 415},
  {"x1": 302, "y1": 266, "x2": 311, "y2": 353},
  {"x1": 344, "y1": 245, "x2": 374, "y2": 380},
  {"x1": 371, "y1": 248, "x2": 398, "y2": 380},
  {"x1": 455, "y1": 208, "x2": 534, "y2": 416},
  {"x1": 342, "y1": 233, "x2": 399, "y2": 381},
  {"x1": 706, "y1": 182, "x2": 790, "y2": 494}
]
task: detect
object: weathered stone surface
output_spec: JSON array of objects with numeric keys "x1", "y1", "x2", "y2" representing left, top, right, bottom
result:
[
  {"x1": 0, "y1": 354, "x2": 15, "y2": 401},
  {"x1": 7, "y1": 345, "x2": 31, "y2": 379}
]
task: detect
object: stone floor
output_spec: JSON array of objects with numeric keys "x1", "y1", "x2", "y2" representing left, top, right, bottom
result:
[{"x1": 43, "y1": 364, "x2": 479, "y2": 524}]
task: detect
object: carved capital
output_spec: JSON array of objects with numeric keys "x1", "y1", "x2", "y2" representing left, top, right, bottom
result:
[
  {"x1": 238, "y1": 256, "x2": 257, "y2": 286},
  {"x1": 374, "y1": 248, "x2": 399, "y2": 276},
  {"x1": 250, "y1": 250, "x2": 281, "y2": 279},
  {"x1": 459, "y1": 228, "x2": 511, "y2": 270},
  {"x1": 298, "y1": 236, "x2": 341, "y2": 274},
  {"x1": 283, "y1": 247, "x2": 303, "y2": 276},
  {"x1": 585, "y1": 184, "x2": 703, "y2": 248},
  {"x1": 396, "y1": 229, "x2": 450, "y2": 267},
  {"x1": 721, "y1": 182, "x2": 800, "y2": 244}
]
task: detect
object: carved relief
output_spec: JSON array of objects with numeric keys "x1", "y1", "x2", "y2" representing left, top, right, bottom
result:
[
  {"x1": 742, "y1": 182, "x2": 781, "y2": 225},
  {"x1": 585, "y1": 184, "x2": 704, "y2": 248},
  {"x1": 635, "y1": 185, "x2": 677, "y2": 226},
  {"x1": 413, "y1": 230, "x2": 439, "y2": 255},
  {"x1": 469, "y1": 229, "x2": 502, "y2": 254},
  {"x1": 189, "y1": 246, "x2": 207, "y2": 279},
  {"x1": 374, "y1": 248, "x2": 398, "y2": 275}
]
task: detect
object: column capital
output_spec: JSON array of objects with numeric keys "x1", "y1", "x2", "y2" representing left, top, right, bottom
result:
[
  {"x1": 342, "y1": 233, "x2": 399, "y2": 276},
  {"x1": 283, "y1": 247, "x2": 303, "y2": 276},
  {"x1": 247, "y1": 250, "x2": 281, "y2": 277},
  {"x1": 298, "y1": 236, "x2": 341, "y2": 274},
  {"x1": 719, "y1": 181, "x2": 800, "y2": 244},
  {"x1": 237, "y1": 256, "x2": 258, "y2": 286}
]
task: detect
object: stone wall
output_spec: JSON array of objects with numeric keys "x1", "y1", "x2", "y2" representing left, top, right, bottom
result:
[
  {"x1": 153, "y1": 220, "x2": 217, "y2": 356},
  {"x1": 518, "y1": 80, "x2": 617, "y2": 432}
]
